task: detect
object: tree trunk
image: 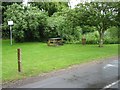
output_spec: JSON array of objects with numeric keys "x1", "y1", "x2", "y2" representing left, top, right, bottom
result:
[{"x1": 99, "y1": 32, "x2": 104, "y2": 47}]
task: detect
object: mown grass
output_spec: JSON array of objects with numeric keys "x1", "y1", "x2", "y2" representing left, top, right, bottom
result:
[{"x1": 2, "y1": 40, "x2": 118, "y2": 82}]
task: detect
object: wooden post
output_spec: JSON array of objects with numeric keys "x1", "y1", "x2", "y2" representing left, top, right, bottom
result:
[
  {"x1": 82, "y1": 35, "x2": 86, "y2": 45},
  {"x1": 18, "y1": 48, "x2": 22, "y2": 72}
]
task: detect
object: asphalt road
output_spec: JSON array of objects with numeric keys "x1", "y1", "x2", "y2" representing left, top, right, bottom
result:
[{"x1": 16, "y1": 57, "x2": 119, "y2": 89}]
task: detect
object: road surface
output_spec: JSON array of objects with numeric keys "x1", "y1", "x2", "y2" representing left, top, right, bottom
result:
[{"x1": 3, "y1": 57, "x2": 119, "y2": 89}]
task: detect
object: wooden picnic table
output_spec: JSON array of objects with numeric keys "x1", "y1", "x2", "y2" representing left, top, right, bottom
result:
[{"x1": 47, "y1": 38, "x2": 63, "y2": 46}]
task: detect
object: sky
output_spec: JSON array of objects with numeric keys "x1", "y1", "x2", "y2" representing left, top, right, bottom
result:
[
  {"x1": 69, "y1": 0, "x2": 91, "y2": 8},
  {"x1": 23, "y1": 0, "x2": 85, "y2": 8},
  {"x1": 69, "y1": 0, "x2": 80, "y2": 8}
]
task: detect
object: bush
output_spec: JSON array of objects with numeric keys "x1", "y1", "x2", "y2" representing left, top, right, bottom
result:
[
  {"x1": 85, "y1": 31, "x2": 99, "y2": 44},
  {"x1": 46, "y1": 13, "x2": 82, "y2": 43},
  {"x1": 104, "y1": 27, "x2": 119, "y2": 44},
  {"x1": 104, "y1": 37, "x2": 118, "y2": 44},
  {"x1": 62, "y1": 26, "x2": 82, "y2": 44},
  {"x1": 84, "y1": 27, "x2": 119, "y2": 44},
  {"x1": 3, "y1": 3, "x2": 48, "y2": 42}
]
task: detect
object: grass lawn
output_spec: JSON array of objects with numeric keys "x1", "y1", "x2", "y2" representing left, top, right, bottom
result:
[{"x1": 2, "y1": 40, "x2": 118, "y2": 82}]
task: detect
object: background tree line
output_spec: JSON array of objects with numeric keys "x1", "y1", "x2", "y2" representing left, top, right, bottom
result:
[{"x1": 2, "y1": 1, "x2": 120, "y2": 46}]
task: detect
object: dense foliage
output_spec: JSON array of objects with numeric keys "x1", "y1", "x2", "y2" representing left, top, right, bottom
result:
[
  {"x1": 30, "y1": 2, "x2": 68, "y2": 16},
  {"x1": 75, "y1": 2, "x2": 119, "y2": 46},
  {"x1": 2, "y1": 2, "x2": 119, "y2": 45},
  {"x1": 3, "y1": 3, "x2": 48, "y2": 42}
]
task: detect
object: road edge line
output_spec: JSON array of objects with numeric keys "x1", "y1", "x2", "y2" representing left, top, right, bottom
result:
[{"x1": 102, "y1": 80, "x2": 120, "y2": 90}]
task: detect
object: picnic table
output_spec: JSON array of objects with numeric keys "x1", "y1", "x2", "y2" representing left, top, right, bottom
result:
[{"x1": 47, "y1": 38, "x2": 63, "y2": 46}]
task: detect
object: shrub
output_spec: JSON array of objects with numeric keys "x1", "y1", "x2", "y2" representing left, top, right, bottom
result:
[
  {"x1": 85, "y1": 31, "x2": 99, "y2": 44},
  {"x1": 104, "y1": 27, "x2": 119, "y2": 44},
  {"x1": 3, "y1": 3, "x2": 48, "y2": 42}
]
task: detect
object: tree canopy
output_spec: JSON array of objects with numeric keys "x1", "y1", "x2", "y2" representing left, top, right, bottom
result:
[
  {"x1": 2, "y1": 1, "x2": 120, "y2": 46},
  {"x1": 75, "y1": 2, "x2": 119, "y2": 46},
  {"x1": 3, "y1": 3, "x2": 48, "y2": 42}
]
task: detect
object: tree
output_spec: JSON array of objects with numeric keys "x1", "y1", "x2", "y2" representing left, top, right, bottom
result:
[
  {"x1": 75, "y1": 2, "x2": 119, "y2": 47},
  {"x1": 30, "y1": 2, "x2": 68, "y2": 16},
  {"x1": 1, "y1": 2, "x2": 22, "y2": 38},
  {"x1": 3, "y1": 3, "x2": 48, "y2": 42},
  {"x1": 2, "y1": 2, "x2": 21, "y2": 23},
  {"x1": 45, "y1": 9, "x2": 82, "y2": 43}
]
